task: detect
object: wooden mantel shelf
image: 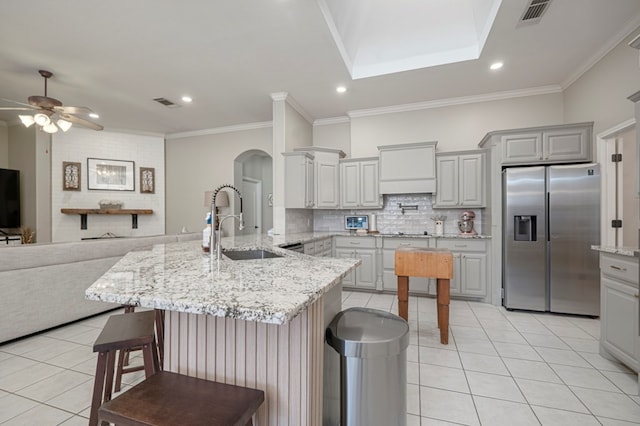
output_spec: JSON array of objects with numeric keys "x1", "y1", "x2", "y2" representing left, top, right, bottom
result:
[{"x1": 61, "y1": 209, "x2": 153, "y2": 230}]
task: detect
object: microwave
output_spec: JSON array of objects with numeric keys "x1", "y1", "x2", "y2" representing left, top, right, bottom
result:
[{"x1": 345, "y1": 215, "x2": 369, "y2": 230}]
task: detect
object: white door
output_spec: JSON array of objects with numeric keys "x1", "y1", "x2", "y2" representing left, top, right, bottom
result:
[{"x1": 241, "y1": 177, "x2": 262, "y2": 234}]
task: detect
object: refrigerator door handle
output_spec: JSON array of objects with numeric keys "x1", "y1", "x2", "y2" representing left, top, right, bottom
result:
[{"x1": 546, "y1": 192, "x2": 550, "y2": 242}]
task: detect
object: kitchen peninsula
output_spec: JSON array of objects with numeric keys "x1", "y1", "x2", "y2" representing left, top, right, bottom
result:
[{"x1": 86, "y1": 234, "x2": 360, "y2": 425}]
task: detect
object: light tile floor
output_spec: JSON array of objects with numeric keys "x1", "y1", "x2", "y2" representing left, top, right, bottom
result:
[{"x1": 0, "y1": 294, "x2": 638, "y2": 425}]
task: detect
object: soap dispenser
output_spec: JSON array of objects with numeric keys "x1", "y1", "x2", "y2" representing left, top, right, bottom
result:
[{"x1": 202, "y1": 212, "x2": 212, "y2": 253}]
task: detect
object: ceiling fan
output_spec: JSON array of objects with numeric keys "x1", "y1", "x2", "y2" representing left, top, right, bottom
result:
[{"x1": 0, "y1": 69, "x2": 103, "y2": 132}]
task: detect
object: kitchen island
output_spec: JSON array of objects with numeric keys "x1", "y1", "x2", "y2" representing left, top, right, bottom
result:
[{"x1": 86, "y1": 234, "x2": 360, "y2": 425}]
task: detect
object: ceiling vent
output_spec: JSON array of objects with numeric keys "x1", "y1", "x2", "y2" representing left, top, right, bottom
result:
[
  {"x1": 153, "y1": 97, "x2": 180, "y2": 108},
  {"x1": 519, "y1": 0, "x2": 551, "y2": 25}
]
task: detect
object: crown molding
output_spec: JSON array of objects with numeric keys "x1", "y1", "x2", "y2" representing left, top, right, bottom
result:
[
  {"x1": 313, "y1": 116, "x2": 350, "y2": 126},
  {"x1": 562, "y1": 16, "x2": 640, "y2": 89},
  {"x1": 270, "y1": 91, "x2": 313, "y2": 124},
  {"x1": 347, "y1": 85, "x2": 562, "y2": 118},
  {"x1": 270, "y1": 92, "x2": 288, "y2": 102},
  {"x1": 597, "y1": 117, "x2": 636, "y2": 140},
  {"x1": 166, "y1": 121, "x2": 273, "y2": 140}
]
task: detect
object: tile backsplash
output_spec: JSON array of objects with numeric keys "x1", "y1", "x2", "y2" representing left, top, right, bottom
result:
[{"x1": 312, "y1": 194, "x2": 483, "y2": 235}]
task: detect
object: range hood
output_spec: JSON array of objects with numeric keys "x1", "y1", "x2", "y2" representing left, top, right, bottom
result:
[{"x1": 378, "y1": 141, "x2": 437, "y2": 194}]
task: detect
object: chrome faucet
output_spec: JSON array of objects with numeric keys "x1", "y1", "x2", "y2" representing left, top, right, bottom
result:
[{"x1": 210, "y1": 184, "x2": 244, "y2": 263}]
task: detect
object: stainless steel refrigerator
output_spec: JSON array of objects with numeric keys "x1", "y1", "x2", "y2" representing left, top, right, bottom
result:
[{"x1": 503, "y1": 164, "x2": 600, "y2": 316}]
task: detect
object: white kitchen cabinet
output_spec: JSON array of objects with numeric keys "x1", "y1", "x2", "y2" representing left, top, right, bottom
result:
[
  {"x1": 294, "y1": 147, "x2": 345, "y2": 209},
  {"x1": 378, "y1": 141, "x2": 437, "y2": 194},
  {"x1": 283, "y1": 152, "x2": 314, "y2": 208},
  {"x1": 340, "y1": 158, "x2": 382, "y2": 209},
  {"x1": 599, "y1": 252, "x2": 639, "y2": 372},
  {"x1": 334, "y1": 236, "x2": 377, "y2": 289},
  {"x1": 382, "y1": 237, "x2": 432, "y2": 294},
  {"x1": 501, "y1": 123, "x2": 592, "y2": 164},
  {"x1": 304, "y1": 237, "x2": 332, "y2": 257},
  {"x1": 434, "y1": 151, "x2": 485, "y2": 208},
  {"x1": 435, "y1": 239, "x2": 488, "y2": 298}
]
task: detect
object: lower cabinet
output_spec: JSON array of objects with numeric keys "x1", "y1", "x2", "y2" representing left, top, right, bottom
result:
[
  {"x1": 435, "y1": 239, "x2": 488, "y2": 298},
  {"x1": 382, "y1": 237, "x2": 432, "y2": 294},
  {"x1": 599, "y1": 252, "x2": 639, "y2": 372},
  {"x1": 334, "y1": 237, "x2": 377, "y2": 289},
  {"x1": 304, "y1": 237, "x2": 333, "y2": 257}
]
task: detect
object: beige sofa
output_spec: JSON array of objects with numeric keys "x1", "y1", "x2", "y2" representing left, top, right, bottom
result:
[{"x1": 0, "y1": 233, "x2": 199, "y2": 343}]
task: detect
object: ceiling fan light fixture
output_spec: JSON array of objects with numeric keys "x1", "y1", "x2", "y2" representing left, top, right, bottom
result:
[
  {"x1": 19, "y1": 115, "x2": 35, "y2": 128},
  {"x1": 57, "y1": 119, "x2": 72, "y2": 132},
  {"x1": 42, "y1": 122, "x2": 58, "y2": 134},
  {"x1": 34, "y1": 113, "x2": 50, "y2": 126}
]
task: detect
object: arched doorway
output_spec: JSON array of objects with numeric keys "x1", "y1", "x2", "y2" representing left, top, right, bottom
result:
[{"x1": 234, "y1": 150, "x2": 273, "y2": 235}]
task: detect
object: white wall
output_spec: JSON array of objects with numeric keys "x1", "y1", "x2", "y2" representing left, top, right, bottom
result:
[
  {"x1": 0, "y1": 123, "x2": 8, "y2": 168},
  {"x1": 564, "y1": 30, "x2": 640, "y2": 137},
  {"x1": 313, "y1": 120, "x2": 351, "y2": 156},
  {"x1": 7, "y1": 125, "x2": 37, "y2": 235},
  {"x1": 349, "y1": 93, "x2": 565, "y2": 157},
  {"x1": 51, "y1": 128, "x2": 165, "y2": 242},
  {"x1": 165, "y1": 126, "x2": 272, "y2": 236}
]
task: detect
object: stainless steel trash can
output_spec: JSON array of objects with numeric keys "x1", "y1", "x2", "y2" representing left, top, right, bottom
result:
[{"x1": 326, "y1": 307, "x2": 410, "y2": 426}]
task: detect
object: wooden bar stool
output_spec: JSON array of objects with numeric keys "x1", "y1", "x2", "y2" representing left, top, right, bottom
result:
[
  {"x1": 114, "y1": 306, "x2": 165, "y2": 392},
  {"x1": 395, "y1": 247, "x2": 453, "y2": 344},
  {"x1": 89, "y1": 310, "x2": 160, "y2": 426},
  {"x1": 98, "y1": 371, "x2": 265, "y2": 426}
]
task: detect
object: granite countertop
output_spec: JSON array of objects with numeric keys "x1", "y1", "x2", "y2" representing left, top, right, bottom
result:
[
  {"x1": 86, "y1": 235, "x2": 360, "y2": 325},
  {"x1": 591, "y1": 245, "x2": 640, "y2": 258},
  {"x1": 271, "y1": 231, "x2": 491, "y2": 246}
]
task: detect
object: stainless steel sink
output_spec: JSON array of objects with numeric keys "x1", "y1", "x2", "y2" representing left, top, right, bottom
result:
[{"x1": 222, "y1": 249, "x2": 283, "y2": 260}]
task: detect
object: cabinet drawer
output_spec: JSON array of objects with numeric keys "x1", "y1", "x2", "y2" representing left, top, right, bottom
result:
[
  {"x1": 436, "y1": 239, "x2": 486, "y2": 252},
  {"x1": 383, "y1": 237, "x2": 431, "y2": 250},
  {"x1": 334, "y1": 236, "x2": 377, "y2": 249},
  {"x1": 600, "y1": 253, "x2": 639, "y2": 285}
]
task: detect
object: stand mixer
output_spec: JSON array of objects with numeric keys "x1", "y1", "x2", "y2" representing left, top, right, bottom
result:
[{"x1": 457, "y1": 211, "x2": 477, "y2": 235}]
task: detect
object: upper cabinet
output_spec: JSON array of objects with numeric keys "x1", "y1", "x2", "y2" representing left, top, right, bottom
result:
[
  {"x1": 434, "y1": 150, "x2": 485, "y2": 208},
  {"x1": 340, "y1": 157, "x2": 382, "y2": 209},
  {"x1": 283, "y1": 151, "x2": 314, "y2": 208},
  {"x1": 292, "y1": 147, "x2": 345, "y2": 209},
  {"x1": 498, "y1": 123, "x2": 593, "y2": 165},
  {"x1": 378, "y1": 141, "x2": 437, "y2": 194}
]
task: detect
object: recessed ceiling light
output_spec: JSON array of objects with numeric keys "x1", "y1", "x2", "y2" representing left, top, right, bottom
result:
[
  {"x1": 336, "y1": 86, "x2": 347, "y2": 93},
  {"x1": 490, "y1": 62, "x2": 504, "y2": 70},
  {"x1": 181, "y1": 96, "x2": 193, "y2": 103},
  {"x1": 89, "y1": 113, "x2": 99, "y2": 119}
]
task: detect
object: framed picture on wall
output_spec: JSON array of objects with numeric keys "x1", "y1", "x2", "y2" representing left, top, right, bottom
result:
[
  {"x1": 87, "y1": 158, "x2": 135, "y2": 191},
  {"x1": 140, "y1": 167, "x2": 155, "y2": 194},
  {"x1": 62, "y1": 161, "x2": 81, "y2": 191}
]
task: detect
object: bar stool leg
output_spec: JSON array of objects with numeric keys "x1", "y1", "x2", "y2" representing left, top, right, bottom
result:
[{"x1": 89, "y1": 352, "x2": 108, "y2": 426}]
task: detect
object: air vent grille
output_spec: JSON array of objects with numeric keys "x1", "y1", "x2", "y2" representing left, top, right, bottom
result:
[
  {"x1": 520, "y1": 0, "x2": 551, "y2": 24},
  {"x1": 153, "y1": 97, "x2": 180, "y2": 108}
]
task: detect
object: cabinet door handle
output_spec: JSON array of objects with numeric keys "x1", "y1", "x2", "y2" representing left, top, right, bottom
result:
[
  {"x1": 634, "y1": 293, "x2": 639, "y2": 298},
  {"x1": 609, "y1": 265, "x2": 627, "y2": 272},
  {"x1": 454, "y1": 244, "x2": 467, "y2": 248},
  {"x1": 350, "y1": 241, "x2": 361, "y2": 245}
]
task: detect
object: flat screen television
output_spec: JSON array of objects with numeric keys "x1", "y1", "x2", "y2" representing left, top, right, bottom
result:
[{"x1": 0, "y1": 168, "x2": 20, "y2": 228}]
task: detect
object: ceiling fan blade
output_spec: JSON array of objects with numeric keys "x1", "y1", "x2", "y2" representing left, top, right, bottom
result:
[
  {"x1": 53, "y1": 105, "x2": 94, "y2": 115},
  {"x1": 0, "y1": 97, "x2": 36, "y2": 109},
  {"x1": 59, "y1": 113, "x2": 104, "y2": 131}
]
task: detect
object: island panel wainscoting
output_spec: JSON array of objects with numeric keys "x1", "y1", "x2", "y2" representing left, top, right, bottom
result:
[{"x1": 86, "y1": 236, "x2": 360, "y2": 426}]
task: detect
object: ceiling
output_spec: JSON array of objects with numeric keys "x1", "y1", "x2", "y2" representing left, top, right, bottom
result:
[{"x1": 0, "y1": 0, "x2": 639, "y2": 136}]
